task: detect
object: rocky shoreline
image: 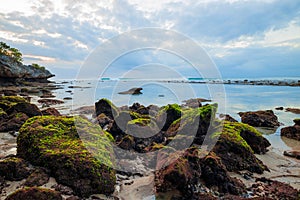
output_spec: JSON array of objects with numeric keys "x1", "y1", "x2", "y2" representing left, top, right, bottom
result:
[{"x1": 0, "y1": 88, "x2": 299, "y2": 199}]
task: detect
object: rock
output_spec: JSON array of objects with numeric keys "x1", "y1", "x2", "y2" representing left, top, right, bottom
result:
[
  {"x1": 63, "y1": 97, "x2": 72, "y2": 100},
  {"x1": 281, "y1": 119, "x2": 300, "y2": 141},
  {"x1": 117, "y1": 134, "x2": 135, "y2": 150},
  {"x1": 155, "y1": 148, "x2": 246, "y2": 198},
  {"x1": 17, "y1": 116, "x2": 116, "y2": 197},
  {"x1": 0, "y1": 107, "x2": 8, "y2": 123},
  {"x1": 275, "y1": 107, "x2": 284, "y2": 110},
  {"x1": 95, "y1": 98, "x2": 118, "y2": 119},
  {"x1": 212, "y1": 122, "x2": 269, "y2": 173},
  {"x1": 182, "y1": 98, "x2": 212, "y2": 108},
  {"x1": 0, "y1": 54, "x2": 54, "y2": 81},
  {"x1": 126, "y1": 118, "x2": 159, "y2": 138},
  {"x1": 66, "y1": 196, "x2": 80, "y2": 200},
  {"x1": 37, "y1": 99, "x2": 64, "y2": 106},
  {"x1": 24, "y1": 168, "x2": 50, "y2": 187},
  {"x1": 73, "y1": 105, "x2": 95, "y2": 115},
  {"x1": 5, "y1": 187, "x2": 62, "y2": 200},
  {"x1": 283, "y1": 150, "x2": 300, "y2": 159},
  {"x1": 0, "y1": 112, "x2": 29, "y2": 132},
  {"x1": 0, "y1": 96, "x2": 28, "y2": 110},
  {"x1": 238, "y1": 110, "x2": 280, "y2": 128},
  {"x1": 118, "y1": 87, "x2": 143, "y2": 95},
  {"x1": 6, "y1": 102, "x2": 41, "y2": 117},
  {"x1": 252, "y1": 178, "x2": 299, "y2": 199},
  {"x1": 96, "y1": 113, "x2": 113, "y2": 129},
  {"x1": 41, "y1": 107, "x2": 61, "y2": 116},
  {"x1": 285, "y1": 108, "x2": 300, "y2": 114},
  {"x1": 166, "y1": 104, "x2": 217, "y2": 145},
  {"x1": 219, "y1": 114, "x2": 238, "y2": 122},
  {"x1": 0, "y1": 156, "x2": 31, "y2": 181},
  {"x1": 156, "y1": 104, "x2": 182, "y2": 131}
]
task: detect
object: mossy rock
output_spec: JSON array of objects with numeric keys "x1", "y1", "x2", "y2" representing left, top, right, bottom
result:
[
  {"x1": 0, "y1": 156, "x2": 31, "y2": 181},
  {"x1": 0, "y1": 108, "x2": 8, "y2": 123},
  {"x1": 0, "y1": 96, "x2": 27, "y2": 110},
  {"x1": 293, "y1": 118, "x2": 300, "y2": 126},
  {"x1": 166, "y1": 104, "x2": 217, "y2": 145},
  {"x1": 126, "y1": 118, "x2": 159, "y2": 138},
  {"x1": 5, "y1": 187, "x2": 62, "y2": 200},
  {"x1": 212, "y1": 121, "x2": 268, "y2": 173},
  {"x1": 95, "y1": 98, "x2": 118, "y2": 119},
  {"x1": 17, "y1": 116, "x2": 116, "y2": 197},
  {"x1": 156, "y1": 104, "x2": 182, "y2": 131}
]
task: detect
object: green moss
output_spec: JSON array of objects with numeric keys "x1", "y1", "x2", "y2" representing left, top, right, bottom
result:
[
  {"x1": 158, "y1": 104, "x2": 181, "y2": 115},
  {"x1": 0, "y1": 107, "x2": 7, "y2": 116},
  {"x1": 0, "y1": 96, "x2": 27, "y2": 103},
  {"x1": 128, "y1": 118, "x2": 151, "y2": 126},
  {"x1": 18, "y1": 115, "x2": 116, "y2": 197}
]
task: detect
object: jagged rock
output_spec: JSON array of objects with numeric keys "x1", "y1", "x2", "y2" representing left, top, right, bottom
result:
[
  {"x1": 5, "y1": 187, "x2": 62, "y2": 200},
  {"x1": 212, "y1": 122, "x2": 269, "y2": 173},
  {"x1": 281, "y1": 119, "x2": 300, "y2": 141},
  {"x1": 166, "y1": 104, "x2": 217, "y2": 145},
  {"x1": 238, "y1": 110, "x2": 280, "y2": 128},
  {"x1": 17, "y1": 116, "x2": 116, "y2": 197},
  {"x1": 219, "y1": 114, "x2": 238, "y2": 122},
  {"x1": 95, "y1": 98, "x2": 118, "y2": 119},
  {"x1": 156, "y1": 104, "x2": 182, "y2": 131},
  {"x1": 0, "y1": 156, "x2": 31, "y2": 181},
  {"x1": 0, "y1": 54, "x2": 54, "y2": 81}
]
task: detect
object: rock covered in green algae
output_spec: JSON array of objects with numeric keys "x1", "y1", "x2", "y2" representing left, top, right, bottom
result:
[
  {"x1": 156, "y1": 104, "x2": 182, "y2": 131},
  {"x1": 212, "y1": 121, "x2": 269, "y2": 174},
  {"x1": 17, "y1": 116, "x2": 116, "y2": 197},
  {"x1": 95, "y1": 98, "x2": 119, "y2": 119},
  {"x1": 5, "y1": 187, "x2": 62, "y2": 200},
  {"x1": 166, "y1": 103, "x2": 217, "y2": 145},
  {"x1": 0, "y1": 156, "x2": 31, "y2": 181}
]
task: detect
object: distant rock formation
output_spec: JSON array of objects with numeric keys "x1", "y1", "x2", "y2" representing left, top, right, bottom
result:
[
  {"x1": 0, "y1": 54, "x2": 54, "y2": 82},
  {"x1": 118, "y1": 87, "x2": 143, "y2": 95}
]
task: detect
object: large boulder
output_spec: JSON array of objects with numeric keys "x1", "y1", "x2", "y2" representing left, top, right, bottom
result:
[
  {"x1": 17, "y1": 116, "x2": 116, "y2": 197},
  {"x1": 281, "y1": 119, "x2": 300, "y2": 141},
  {"x1": 95, "y1": 98, "x2": 118, "y2": 119},
  {"x1": 155, "y1": 148, "x2": 246, "y2": 198},
  {"x1": 0, "y1": 54, "x2": 54, "y2": 81},
  {"x1": 212, "y1": 122, "x2": 269, "y2": 174},
  {"x1": 5, "y1": 187, "x2": 62, "y2": 200},
  {"x1": 238, "y1": 110, "x2": 280, "y2": 128}
]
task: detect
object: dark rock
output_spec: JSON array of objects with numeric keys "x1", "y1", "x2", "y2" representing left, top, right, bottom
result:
[
  {"x1": 66, "y1": 196, "x2": 81, "y2": 200},
  {"x1": 212, "y1": 122, "x2": 269, "y2": 173},
  {"x1": 281, "y1": 119, "x2": 300, "y2": 141},
  {"x1": 126, "y1": 118, "x2": 159, "y2": 138},
  {"x1": 96, "y1": 113, "x2": 113, "y2": 129},
  {"x1": 238, "y1": 110, "x2": 280, "y2": 128},
  {"x1": 117, "y1": 135, "x2": 135, "y2": 150},
  {"x1": 63, "y1": 97, "x2": 72, "y2": 100},
  {"x1": 51, "y1": 184, "x2": 74, "y2": 195},
  {"x1": 5, "y1": 187, "x2": 62, "y2": 200},
  {"x1": 24, "y1": 168, "x2": 50, "y2": 187},
  {"x1": 286, "y1": 108, "x2": 300, "y2": 114},
  {"x1": 283, "y1": 150, "x2": 300, "y2": 159},
  {"x1": 95, "y1": 98, "x2": 118, "y2": 119},
  {"x1": 275, "y1": 107, "x2": 284, "y2": 110},
  {"x1": 0, "y1": 112, "x2": 29, "y2": 132},
  {"x1": 156, "y1": 104, "x2": 182, "y2": 131},
  {"x1": 219, "y1": 114, "x2": 238, "y2": 122},
  {"x1": 182, "y1": 98, "x2": 211, "y2": 108},
  {"x1": 0, "y1": 107, "x2": 8, "y2": 124},
  {"x1": 118, "y1": 87, "x2": 143, "y2": 95},
  {"x1": 0, "y1": 156, "x2": 31, "y2": 181},
  {"x1": 41, "y1": 107, "x2": 61, "y2": 116},
  {"x1": 6, "y1": 102, "x2": 41, "y2": 117},
  {"x1": 38, "y1": 99, "x2": 64, "y2": 106},
  {"x1": 17, "y1": 116, "x2": 116, "y2": 197}
]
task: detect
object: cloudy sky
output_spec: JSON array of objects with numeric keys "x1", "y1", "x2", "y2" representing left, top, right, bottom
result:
[{"x1": 0, "y1": 0, "x2": 299, "y2": 79}]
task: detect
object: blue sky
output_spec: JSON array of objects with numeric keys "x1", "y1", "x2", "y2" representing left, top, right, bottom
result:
[{"x1": 0, "y1": 0, "x2": 299, "y2": 79}]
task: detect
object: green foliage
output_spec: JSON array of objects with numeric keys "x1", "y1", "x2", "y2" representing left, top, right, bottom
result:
[
  {"x1": 31, "y1": 63, "x2": 46, "y2": 71},
  {"x1": 0, "y1": 41, "x2": 23, "y2": 62}
]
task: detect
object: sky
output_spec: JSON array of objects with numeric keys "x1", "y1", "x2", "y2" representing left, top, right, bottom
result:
[{"x1": 0, "y1": 0, "x2": 299, "y2": 79}]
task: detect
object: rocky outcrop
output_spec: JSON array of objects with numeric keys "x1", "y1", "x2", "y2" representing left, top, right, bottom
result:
[
  {"x1": 156, "y1": 104, "x2": 182, "y2": 131},
  {"x1": 5, "y1": 187, "x2": 62, "y2": 200},
  {"x1": 95, "y1": 98, "x2": 118, "y2": 119},
  {"x1": 0, "y1": 54, "x2": 54, "y2": 82},
  {"x1": 281, "y1": 119, "x2": 300, "y2": 141},
  {"x1": 238, "y1": 110, "x2": 280, "y2": 128},
  {"x1": 285, "y1": 108, "x2": 300, "y2": 114},
  {"x1": 17, "y1": 116, "x2": 116, "y2": 197}
]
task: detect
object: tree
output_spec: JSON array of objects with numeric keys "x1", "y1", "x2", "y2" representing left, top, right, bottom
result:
[{"x1": 0, "y1": 41, "x2": 23, "y2": 63}]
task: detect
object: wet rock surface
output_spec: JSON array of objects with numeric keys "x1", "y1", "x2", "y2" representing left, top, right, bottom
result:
[
  {"x1": 238, "y1": 110, "x2": 280, "y2": 128},
  {"x1": 5, "y1": 187, "x2": 62, "y2": 200},
  {"x1": 281, "y1": 119, "x2": 300, "y2": 141}
]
